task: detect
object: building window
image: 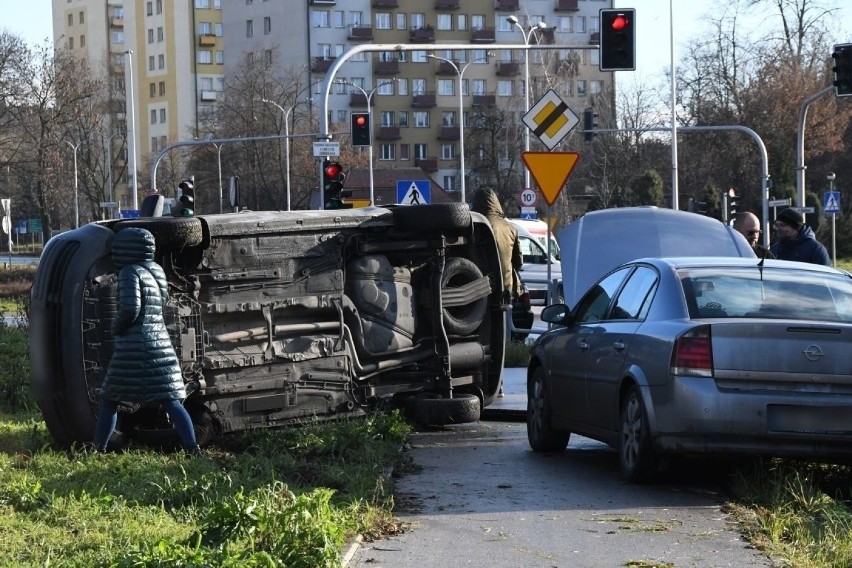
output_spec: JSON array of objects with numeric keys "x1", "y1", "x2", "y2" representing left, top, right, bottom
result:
[
  {"x1": 400, "y1": 144, "x2": 410, "y2": 160},
  {"x1": 397, "y1": 79, "x2": 408, "y2": 96},
  {"x1": 158, "y1": 54, "x2": 165, "y2": 69},
  {"x1": 413, "y1": 112, "x2": 429, "y2": 127},
  {"x1": 396, "y1": 13, "x2": 406, "y2": 30},
  {"x1": 149, "y1": 83, "x2": 156, "y2": 97},
  {"x1": 557, "y1": 16, "x2": 572, "y2": 32},
  {"x1": 375, "y1": 12, "x2": 391, "y2": 30},
  {"x1": 471, "y1": 14, "x2": 485, "y2": 30},
  {"x1": 411, "y1": 51, "x2": 428, "y2": 63},
  {"x1": 151, "y1": 137, "x2": 158, "y2": 152},
  {"x1": 197, "y1": 50, "x2": 212, "y2": 64},
  {"x1": 576, "y1": 80, "x2": 586, "y2": 96},
  {"x1": 398, "y1": 112, "x2": 409, "y2": 127},
  {"x1": 148, "y1": 29, "x2": 154, "y2": 43},
  {"x1": 590, "y1": 80, "x2": 603, "y2": 95},
  {"x1": 200, "y1": 78, "x2": 213, "y2": 90},
  {"x1": 67, "y1": 14, "x2": 73, "y2": 26},
  {"x1": 461, "y1": 79, "x2": 469, "y2": 96},
  {"x1": 160, "y1": 108, "x2": 166, "y2": 123},
  {"x1": 111, "y1": 31, "x2": 124, "y2": 43},
  {"x1": 412, "y1": 79, "x2": 426, "y2": 95},
  {"x1": 472, "y1": 79, "x2": 486, "y2": 95},
  {"x1": 443, "y1": 176, "x2": 458, "y2": 191},
  {"x1": 146, "y1": 2, "x2": 153, "y2": 16},
  {"x1": 195, "y1": 0, "x2": 210, "y2": 7},
  {"x1": 215, "y1": 51, "x2": 224, "y2": 64},
  {"x1": 200, "y1": 22, "x2": 212, "y2": 35},
  {"x1": 150, "y1": 109, "x2": 157, "y2": 124},
  {"x1": 575, "y1": 16, "x2": 586, "y2": 33},
  {"x1": 215, "y1": 23, "x2": 223, "y2": 36},
  {"x1": 264, "y1": 49, "x2": 272, "y2": 65},
  {"x1": 473, "y1": 49, "x2": 489, "y2": 63},
  {"x1": 246, "y1": 20, "x2": 254, "y2": 37},
  {"x1": 350, "y1": 11, "x2": 362, "y2": 26},
  {"x1": 497, "y1": 18, "x2": 513, "y2": 32},
  {"x1": 376, "y1": 81, "x2": 394, "y2": 95},
  {"x1": 148, "y1": 56, "x2": 155, "y2": 70},
  {"x1": 380, "y1": 145, "x2": 396, "y2": 160},
  {"x1": 264, "y1": 17, "x2": 271, "y2": 34},
  {"x1": 333, "y1": 11, "x2": 344, "y2": 28},
  {"x1": 381, "y1": 111, "x2": 394, "y2": 126},
  {"x1": 159, "y1": 81, "x2": 166, "y2": 95},
  {"x1": 156, "y1": 0, "x2": 163, "y2": 14},
  {"x1": 80, "y1": 35, "x2": 85, "y2": 47},
  {"x1": 441, "y1": 144, "x2": 455, "y2": 160},
  {"x1": 498, "y1": 80, "x2": 513, "y2": 96},
  {"x1": 437, "y1": 14, "x2": 452, "y2": 31},
  {"x1": 312, "y1": 10, "x2": 330, "y2": 28},
  {"x1": 590, "y1": 16, "x2": 600, "y2": 33},
  {"x1": 590, "y1": 50, "x2": 599, "y2": 66},
  {"x1": 437, "y1": 79, "x2": 454, "y2": 96},
  {"x1": 442, "y1": 111, "x2": 456, "y2": 126},
  {"x1": 411, "y1": 13, "x2": 425, "y2": 29},
  {"x1": 414, "y1": 144, "x2": 428, "y2": 159}
]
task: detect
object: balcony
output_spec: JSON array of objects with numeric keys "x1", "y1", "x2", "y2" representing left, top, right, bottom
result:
[
  {"x1": 372, "y1": 0, "x2": 398, "y2": 6},
  {"x1": 589, "y1": 31, "x2": 600, "y2": 45},
  {"x1": 349, "y1": 92, "x2": 368, "y2": 106},
  {"x1": 540, "y1": 28, "x2": 555, "y2": 44},
  {"x1": 111, "y1": 17, "x2": 124, "y2": 27},
  {"x1": 375, "y1": 59, "x2": 400, "y2": 74},
  {"x1": 471, "y1": 27, "x2": 496, "y2": 43},
  {"x1": 555, "y1": 0, "x2": 579, "y2": 10},
  {"x1": 412, "y1": 92, "x2": 437, "y2": 107},
  {"x1": 438, "y1": 126, "x2": 460, "y2": 141},
  {"x1": 200, "y1": 90, "x2": 217, "y2": 102},
  {"x1": 435, "y1": 60, "x2": 459, "y2": 75},
  {"x1": 311, "y1": 57, "x2": 336, "y2": 73},
  {"x1": 199, "y1": 35, "x2": 216, "y2": 47},
  {"x1": 415, "y1": 157, "x2": 438, "y2": 172},
  {"x1": 409, "y1": 27, "x2": 435, "y2": 43},
  {"x1": 348, "y1": 25, "x2": 372, "y2": 41},
  {"x1": 496, "y1": 61, "x2": 519, "y2": 76},
  {"x1": 472, "y1": 94, "x2": 496, "y2": 106},
  {"x1": 495, "y1": 0, "x2": 519, "y2": 10},
  {"x1": 377, "y1": 125, "x2": 401, "y2": 140},
  {"x1": 435, "y1": 0, "x2": 459, "y2": 8}
]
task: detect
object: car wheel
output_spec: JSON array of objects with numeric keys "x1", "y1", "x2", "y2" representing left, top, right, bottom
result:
[
  {"x1": 619, "y1": 385, "x2": 661, "y2": 483},
  {"x1": 527, "y1": 367, "x2": 570, "y2": 452},
  {"x1": 404, "y1": 393, "x2": 481, "y2": 425},
  {"x1": 113, "y1": 217, "x2": 203, "y2": 250},
  {"x1": 441, "y1": 257, "x2": 488, "y2": 336},
  {"x1": 393, "y1": 203, "x2": 470, "y2": 232}
]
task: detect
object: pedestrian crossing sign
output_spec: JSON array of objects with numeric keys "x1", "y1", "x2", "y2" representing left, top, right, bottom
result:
[
  {"x1": 824, "y1": 191, "x2": 840, "y2": 214},
  {"x1": 396, "y1": 180, "x2": 430, "y2": 206}
]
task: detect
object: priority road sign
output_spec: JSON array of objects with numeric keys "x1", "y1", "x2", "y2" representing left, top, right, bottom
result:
[
  {"x1": 522, "y1": 89, "x2": 580, "y2": 150},
  {"x1": 824, "y1": 191, "x2": 840, "y2": 214},
  {"x1": 396, "y1": 180, "x2": 430, "y2": 205},
  {"x1": 521, "y1": 152, "x2": 581, "y2": 206}
]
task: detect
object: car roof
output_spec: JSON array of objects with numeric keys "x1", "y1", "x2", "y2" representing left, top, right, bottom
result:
[
  {"x1": 558, "y1": 207, "x2": 756, "y2": 309},
  {"x1": 644, "y1": 256, "x2": 847, "y2": 274}
]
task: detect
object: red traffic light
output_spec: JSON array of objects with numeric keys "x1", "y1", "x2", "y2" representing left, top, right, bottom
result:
[
  {"x1": 610, "y1": 14, "x2": 629, "y2": 31},
  {"x1": 324, "y1": 162, "x2": 343, "y2": 179},
  {"x1": 354, "y1": 115, "x2": 367, "y2": 127}
]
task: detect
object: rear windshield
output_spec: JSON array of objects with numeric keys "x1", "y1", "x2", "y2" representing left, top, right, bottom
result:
[{"x1": 680, "y1": 267, "x2": 852, "y2": 322}]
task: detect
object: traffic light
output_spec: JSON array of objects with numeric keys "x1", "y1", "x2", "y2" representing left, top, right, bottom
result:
[
  {"x1": 599, "y1": 8, "x2": 636, "y2": 72},
  {"x1": 583, "y1": 108, "x2": 598, "y2": 142},
  {"x1": 322, "y1": 160, "x2": 352, "y2": 209},
  {"x1": 726, "y1": 188, "x2": 741, "y2": 222},
  {"x1": 351, "y1": 112, "x2": 371, "y2": 147},
  {"x1": 174, "y1": 178, "x2": 195, "y2": 217},
  {"x1": 831, "y1": 43, "x2": 852, "y2": 97}
]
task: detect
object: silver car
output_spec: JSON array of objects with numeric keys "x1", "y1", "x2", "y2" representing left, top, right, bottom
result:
[{"x1": 528, "y1": 256, "x2": 852, "y2": 482}]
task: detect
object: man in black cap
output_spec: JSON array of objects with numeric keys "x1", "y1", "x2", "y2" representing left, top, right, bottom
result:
[{"x1": 769, "y1": 207, "x2": 830, "y2": 265}]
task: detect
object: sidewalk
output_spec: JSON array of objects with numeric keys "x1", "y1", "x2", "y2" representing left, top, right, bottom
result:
[{"x1": 482, "y1": 366, "x2": 526, "y2": 420}]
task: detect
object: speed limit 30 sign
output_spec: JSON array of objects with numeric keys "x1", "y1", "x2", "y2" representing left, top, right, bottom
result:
[{"x1": 520, "y1": 188, "x2": 538, "y2": 207}]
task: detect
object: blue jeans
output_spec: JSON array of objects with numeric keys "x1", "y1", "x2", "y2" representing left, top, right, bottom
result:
[{"x1": 93, "y1": 398, "x2": 198, "y2": 452}]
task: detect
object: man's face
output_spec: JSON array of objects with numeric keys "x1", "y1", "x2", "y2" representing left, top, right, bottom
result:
[
  {"x1": 737, "y1": 217, "x2": 761, "y2": 246},
  {"x1": 774, "y1": 220, "x2": 798, "y2": 240}
]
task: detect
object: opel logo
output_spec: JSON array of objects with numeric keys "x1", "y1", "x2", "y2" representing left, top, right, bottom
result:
[{"x1": 802, "y1": 345, "x2": 824, "y2": 362}]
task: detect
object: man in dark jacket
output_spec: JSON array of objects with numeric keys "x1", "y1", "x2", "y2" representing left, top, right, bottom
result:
[
  {"x1": 93, "y1": 227, "x2": 200, "y2": 454},
  {"x1": 769, "y1": 207, "x2": 831, "y2": 265},
  {"x1": 734, "y1": 211, "x2": 774, "y2": 259}
]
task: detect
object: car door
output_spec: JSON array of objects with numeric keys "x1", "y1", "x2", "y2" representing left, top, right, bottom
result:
[
  {"x1": 584, "y1": 265, "x2": 659, "y2": 432},
  {"x1": 548, "y1": 267, "x2": 632, "y2": 426}
]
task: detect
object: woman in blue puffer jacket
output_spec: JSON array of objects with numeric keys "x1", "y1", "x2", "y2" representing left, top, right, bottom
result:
[{"x1": 93, "y1": 227, "x2": 200, "y2": 455}]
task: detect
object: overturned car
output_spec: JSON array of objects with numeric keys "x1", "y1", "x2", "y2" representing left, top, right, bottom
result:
[{"x1": 30, "y1": 204, "x2": 506, "y2": 448}]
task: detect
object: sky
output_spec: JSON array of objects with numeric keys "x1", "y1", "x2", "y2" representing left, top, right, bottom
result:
[{"x1": 2, "y1": 0, "x2": 850, "y2": 86}]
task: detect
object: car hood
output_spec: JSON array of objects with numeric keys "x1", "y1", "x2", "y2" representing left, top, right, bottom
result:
[{"x1": 558, "y1": 207, "x2": 756, "y2": 309}]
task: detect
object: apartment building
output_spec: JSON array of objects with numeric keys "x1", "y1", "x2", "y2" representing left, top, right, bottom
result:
[{"x1": 53, "y1": 0, "x2": 611, "y2": 206}]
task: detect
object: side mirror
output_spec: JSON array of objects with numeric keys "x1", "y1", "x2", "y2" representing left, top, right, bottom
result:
[{"x1": 540, "y1": 303, "x2": 570, "y2": 325}]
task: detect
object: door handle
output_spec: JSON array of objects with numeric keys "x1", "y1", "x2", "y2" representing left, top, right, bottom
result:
[
  {"x1": 579, "y1": 340, "x2": 589, "y2": 350},
  {"x1": 613, "y1": 340, "x2": 625, "y2": 351}
]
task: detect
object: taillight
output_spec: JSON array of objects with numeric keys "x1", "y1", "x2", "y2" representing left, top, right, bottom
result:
[{"x1": 670, "y1": 325, "x2": 713, "y2": 377}]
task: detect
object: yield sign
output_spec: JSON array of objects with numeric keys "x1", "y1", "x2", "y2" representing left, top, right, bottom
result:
[{"x1": 521, "y1": 152, "x2": 580, "y2": 206}]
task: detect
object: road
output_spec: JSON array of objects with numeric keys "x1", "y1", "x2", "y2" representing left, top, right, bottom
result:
[{"x1": 346, "y1": 368, "x2": 772, "y2": 568}]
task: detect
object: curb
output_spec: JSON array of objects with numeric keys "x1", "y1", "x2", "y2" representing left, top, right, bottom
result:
[{"x1": 341, "y1": 534, "x2": 363, "y2": 566}]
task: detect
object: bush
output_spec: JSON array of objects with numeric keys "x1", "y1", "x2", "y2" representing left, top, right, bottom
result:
[{"x1": 0, "y1": 322, "x2": 31, "y2": 412}]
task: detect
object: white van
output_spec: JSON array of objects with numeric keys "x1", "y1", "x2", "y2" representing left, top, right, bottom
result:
[{"x1": 508, "y1": 218, "x2": 561, "y2": 305}]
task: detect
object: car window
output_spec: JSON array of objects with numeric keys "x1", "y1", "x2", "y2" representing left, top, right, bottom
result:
[
  {"x1": 575, "y1": 267, "x2": 631, "y2": 323},
  {"x1": 608, "y1": 266, "x2": 659, "y2": 320},
  {"x1": 518, "y1": 236, "x2": 547, "y2": 265},
  {"x1": 681, "y1": 267, "x2": 852, "y2": 322}
]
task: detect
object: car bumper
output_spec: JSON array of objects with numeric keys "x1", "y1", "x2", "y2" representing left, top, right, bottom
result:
[{"x1": 647, "y1": 376, "x2": 852, "y2": 458}]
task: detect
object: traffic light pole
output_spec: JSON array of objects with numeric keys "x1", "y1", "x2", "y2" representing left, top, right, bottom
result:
[{"x1": 795, "y1": 86, "x2": 833, "y2": 209}]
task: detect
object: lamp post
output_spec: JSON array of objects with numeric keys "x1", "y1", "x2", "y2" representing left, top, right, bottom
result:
[
  {"x1": 507, "y1": 16, "x2": 547, "y2": 190},
  {"x1": 335, "y1": 79, "x2": 398, "y2": 205},
  {"x1": 260, "y1": 98, "x2": 295, "y2": 211},
  {"x1": 123, "y1": 50, "x2": 139, "y2": 213},
  {"x1": 426, "y1": 54, "x2": 490, "y2": 204},
  {"x1": 105, "y1": 132, "x2": 126, "y2": 218},
  {"x1": 65, "y1": 140, "x2": 80, "y2": 228}
]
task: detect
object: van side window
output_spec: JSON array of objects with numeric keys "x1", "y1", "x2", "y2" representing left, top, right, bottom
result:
[{"x1": 518, "y1": 236, "x2": 547, "y2": 264}]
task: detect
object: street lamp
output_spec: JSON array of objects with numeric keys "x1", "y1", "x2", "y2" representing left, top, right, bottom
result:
[
  {"x1": 123, "y1": 50, "x2": 139, "y2": 213},
  {"x1": 260, "y1": 98, "x2": 296, "y2": 211},
  {"x1": 65, "y1": 140, "x2": 80, "y2": 228},
  {"x1": 335, "y1": 79, "x2": 399, "y2": 205},
  {"x1": 104, "y1": 132, "x2": 126, "y2": 218},
  {"x1": 507, "y1": 16, "x2": 548, "y2": 190},
  {"x1": 426, "y1": 53, "x2": 491, "y2": 204}
]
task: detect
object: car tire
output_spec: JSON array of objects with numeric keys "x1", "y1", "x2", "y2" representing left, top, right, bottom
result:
[
  {"x1": 404, "y1": 393, "x2": 481, "y2": 425},
  {"x1": 527, "y1": 366, "x2": 570, "y2": 452},
  {"x1": 113, "y1": 217, "x2": 203, "y2": 250},
  {"x1": 441, "y1": 257, "x2": 488, "y2": 336},
  {"x1": 619, "y1": 385, "x2": 661, "y2": 483},
  {"x1": 393, "y1": 203, "x2": 470, "y2": 232}
]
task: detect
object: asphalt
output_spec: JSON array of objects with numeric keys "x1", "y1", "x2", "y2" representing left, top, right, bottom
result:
[{"x1": 481, "y1": 365, "x2": 527, "y2": 421}]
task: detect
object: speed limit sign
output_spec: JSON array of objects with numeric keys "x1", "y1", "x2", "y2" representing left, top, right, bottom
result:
[{"x1": 520, "y1": 188, "x2": 537, "y2": 207}]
